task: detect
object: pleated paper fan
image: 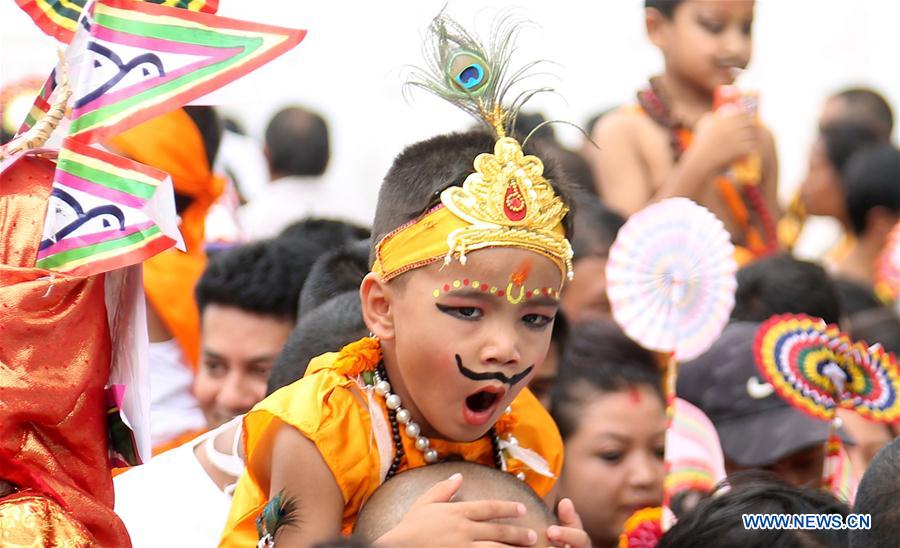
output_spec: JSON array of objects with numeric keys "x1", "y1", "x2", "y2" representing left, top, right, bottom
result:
[
  {"x1": 753, "y1": 314, "x2": 900, "y2": 423},
  {"x1": 606, "y1": 198, "x2": 737, "y2": 361}
]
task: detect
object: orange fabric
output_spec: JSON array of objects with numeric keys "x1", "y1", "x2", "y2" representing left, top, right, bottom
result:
[
  {"x1": 220, "y1": 341, "x2": 564, "y2": 547},
  {"x1": 0, "y1": 154, "x2": 130, "y2": 547},
  {"x1": 107, "y1": 109, "x2": 224, "y2": 368}
]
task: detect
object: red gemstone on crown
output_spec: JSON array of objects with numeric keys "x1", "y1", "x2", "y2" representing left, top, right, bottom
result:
[{"x1": 503, "y1": 181, "x2": 527, "y2": 221}]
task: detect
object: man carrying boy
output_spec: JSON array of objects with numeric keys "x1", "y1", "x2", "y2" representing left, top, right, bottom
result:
[{"x1": 589, "y1": 0, "x2": 779, "y2": 264}]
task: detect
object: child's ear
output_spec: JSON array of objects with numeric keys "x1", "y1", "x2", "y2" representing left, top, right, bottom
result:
[
  {"x1": 645, "y1": 7, "x2": 670, "y2": 49},
  {"x1": 360, "y1": 272, "x2": 395, "y2": 340}
]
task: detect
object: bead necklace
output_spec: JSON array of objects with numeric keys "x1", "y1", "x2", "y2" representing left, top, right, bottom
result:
[{"x1": 373, "y1": 362, "x2": 503, "y2": 481}]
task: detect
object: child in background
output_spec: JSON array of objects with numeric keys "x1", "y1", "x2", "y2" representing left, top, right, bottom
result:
[
  {"x1": 550, "y1": 320, "x2": 666, "y2": 548},
  {"x1": 588, "y1": 0, "x2": 779, "y2": 264},
  {"x1": 659, "y1": 473, "x2": 850, "y2": 548},
  {"x1": 830, "y1": 144, "x2": 900, "y2": 290},
  {"x1": 220, "y1": 13, "x2": 588, "y2": 547}
]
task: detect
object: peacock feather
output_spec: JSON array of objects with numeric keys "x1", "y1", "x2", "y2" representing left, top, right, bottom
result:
[
  {"x1": 405, "y1": 9, "x2": 553, "y2": 138},
  {"x1": 256, "y1": 490, "x2": 298, "y2": 547}
]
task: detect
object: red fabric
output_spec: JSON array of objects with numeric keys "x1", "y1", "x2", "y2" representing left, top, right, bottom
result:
[{"x1": 0, "y1": 154, "x2": 130, "y2": 547}]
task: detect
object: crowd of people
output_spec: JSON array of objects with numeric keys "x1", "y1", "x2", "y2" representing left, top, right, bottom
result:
[{"x1": 2, "y1": 0, "x2": 899, "y2": 546}]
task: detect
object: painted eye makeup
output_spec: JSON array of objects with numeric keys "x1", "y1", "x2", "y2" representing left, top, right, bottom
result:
[{"x1": 435, "y1": 303, "x2": 482, "y2": 320}]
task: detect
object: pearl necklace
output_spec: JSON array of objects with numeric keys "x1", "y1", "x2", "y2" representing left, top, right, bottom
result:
[{"x1": 373, "y1": 363, "x2": 504, "y2": 480}]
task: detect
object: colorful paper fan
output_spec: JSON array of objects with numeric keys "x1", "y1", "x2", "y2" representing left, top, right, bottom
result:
[
  {"x1": 606, "y1": 197, "x2": 737, "y2": 361},
  {"x1": 874, "y1": 221, "x2": 900, "y2": 303},
  {"x1": 753, "y1": 314, "x2": 900, "y2": 423},
  {"x1": 664, "y1": 398, "x2": 726, "y2": 500}
]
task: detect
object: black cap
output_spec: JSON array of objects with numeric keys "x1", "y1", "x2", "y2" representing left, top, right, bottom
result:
[{"x1": 677, "y1": 322, "x2": 852, "y2": 468}]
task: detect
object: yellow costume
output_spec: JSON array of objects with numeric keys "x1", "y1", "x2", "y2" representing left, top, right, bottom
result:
[
  {"x1": 223, "y1": 12, "x2": 573, "y2": 545},
  {"x1": 221, "y1": 340, "x2": 563, "y2": 545}
]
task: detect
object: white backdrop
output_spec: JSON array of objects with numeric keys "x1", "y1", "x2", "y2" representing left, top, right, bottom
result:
[{"x1": 2, "y1": 1, "x2": 898, "y2": 255}]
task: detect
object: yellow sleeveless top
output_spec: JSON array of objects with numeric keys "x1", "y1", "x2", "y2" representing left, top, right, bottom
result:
[{"x1": 219, "y1": 341, "x2": 563, "y2": 546}]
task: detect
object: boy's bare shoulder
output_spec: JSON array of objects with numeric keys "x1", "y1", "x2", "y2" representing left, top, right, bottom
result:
[{"x1": 593, "y1": 105, "x2": 671, "y2": 156}]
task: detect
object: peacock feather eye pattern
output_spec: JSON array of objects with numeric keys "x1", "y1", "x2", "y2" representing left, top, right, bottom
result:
[{"x1": 449, "y1": 52, "x2": 489, "y2": 94}]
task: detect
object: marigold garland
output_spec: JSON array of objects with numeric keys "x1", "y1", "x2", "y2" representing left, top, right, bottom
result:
[
  {"x1": 619, "y1": 506, "x2": 663, "y2": 548},
  {"x1": 333, "y1": 337, "x2": 382, "y2": 377}
]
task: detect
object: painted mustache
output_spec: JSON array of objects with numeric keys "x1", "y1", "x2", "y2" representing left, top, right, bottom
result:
[{"x1": 455, "y1": 354, "x2": 534, "y2": 387}]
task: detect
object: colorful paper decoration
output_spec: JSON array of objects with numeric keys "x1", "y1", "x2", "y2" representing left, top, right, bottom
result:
[
  {"x1": 606, "y1": 197, "x2": 738, "y2": 361},
  {"x1": 14, "y1": 0, "x2": 219, "y2": 44},
  {"x1": 754, "y1": 313, "x2": 900, "y2": 423},
  {"x1": 36, "y1": 137, "x2": 182, "y2": 275},
  {"x1": 663, "y1": 398, "x2": 726, "y2": 507},
  {"x1": 67, "y1": 0, "x2": 306, "y2": 144}
]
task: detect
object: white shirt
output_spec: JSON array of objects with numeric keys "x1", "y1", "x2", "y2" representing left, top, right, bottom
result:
[
  {"x1": 237, "y1": 175, "x2": 372, "y2": 241},
  {"x1": 148, "y1": 338, "x2": 206, "y2": 446},
  {"x1": 115, "y1": 423, "x2": 239, "y2": 547}
]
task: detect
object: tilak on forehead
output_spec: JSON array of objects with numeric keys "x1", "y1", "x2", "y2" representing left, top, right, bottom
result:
[{"x1": 370, "y1": 12, "x2": 574, "y2": 286}]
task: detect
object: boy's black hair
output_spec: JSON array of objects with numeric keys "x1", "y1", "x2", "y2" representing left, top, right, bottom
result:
[
  {"x1": 831, "y1": 87, "x2": 895, "y2": 141},
  {"x1": 370, "y1": 130, "x2": 574, "y2": 265},
  {"x1": 279, "y1": 218, "x2": 371, "y2": 254},
  {"x1": 298, "y1": 239, "x2": 370, "y2": 317},
  {"x1": 660, "y1": 472, "x2": 850, "y2": 548},
  {"x1": 833, "y1": 278, "x2": 882, "y2": 316},
  {"x1": 645, "y1": 0, "x2": 682, "y2": 19},
  {"x1": 571, "y1": 192, "x2": 625, "y2": 259},
  {"x1": 819, "y1": 121, "x2": 880, "y2": 175},
  {"x1": 732, "y1": 253, "x2": 842, "y2": 325},
  {"x1": 265, "y1": 106, "x2": 330, "y2": 177},
  {"x1": 841, "y1": 143, "x2": 900, "y2": 235},
  {"x1": 550, "y1": 319, "x2": 662, "y2": 440},
  {"x1": 195, "y1": 237, "x2": 320, "y2": 322},
  {"x1": 850, "y1": 437, "x2": 900, "y2": 548},
  {"x1": 512, "y1": 111, "x2": 555, "y2": 144},
  {"x1": 267, "y1": 291, "x2": 367, "y2": 395}
]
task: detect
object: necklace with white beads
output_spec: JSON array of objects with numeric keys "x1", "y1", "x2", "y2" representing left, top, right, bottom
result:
[{"x1": 373, "y1": 362, "x2": 504, "y2": 480}]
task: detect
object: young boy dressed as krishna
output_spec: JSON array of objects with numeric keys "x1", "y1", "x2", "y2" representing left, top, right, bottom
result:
[{"x1": 220, "y1": 12, "x2": 590, "y2": 547}]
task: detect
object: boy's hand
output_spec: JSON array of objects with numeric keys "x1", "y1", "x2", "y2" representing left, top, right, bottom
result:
[
  {"x1": 547, "y1": 498, "x2": 591, "y2": 548},
  {"x1": 692, "y1": 107, "x2": 760, "y2": 175},
  {"x1": 375, "y1": 473, "x2": 538, "y2": 547}
]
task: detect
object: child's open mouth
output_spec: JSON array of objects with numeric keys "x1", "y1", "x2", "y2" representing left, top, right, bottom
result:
[{"x1": 462, "y1": 386, "x2": 505, "y2": 426}]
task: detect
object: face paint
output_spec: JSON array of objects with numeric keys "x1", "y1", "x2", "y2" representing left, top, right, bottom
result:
[
  {"x1": 628, "y1": 386, "x2": 642, "y2": 404},
  {"x1": 505, "y1": 259, "x2": 532, "y2": 304},
  {"x1": 432, "y1": 277, "x2": 559, "y2": 302},
  {"x1": 455, "y1": 354, "x2": 534, "y2": 386}
]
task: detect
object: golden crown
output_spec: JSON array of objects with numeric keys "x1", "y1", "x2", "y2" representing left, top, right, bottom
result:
[{"x1": 440, "y1": 136, "x2": 573, "y2": 279}]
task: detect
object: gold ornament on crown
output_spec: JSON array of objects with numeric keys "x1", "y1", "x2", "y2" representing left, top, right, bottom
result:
[
  {"x1": 368, "y1": 11, "x2": 575, "y2": 283},
  {"x1": 440, "y1": 136, "x2": 573, "y2": 279}
]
